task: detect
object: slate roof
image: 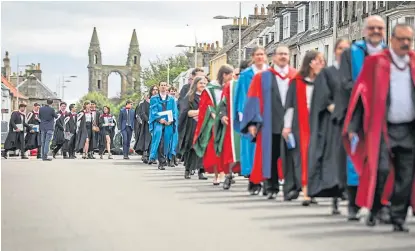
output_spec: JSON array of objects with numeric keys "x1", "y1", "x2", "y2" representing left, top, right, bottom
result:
[{"x1": 17, "y1": 74, "x2": 59, "y2": 99}]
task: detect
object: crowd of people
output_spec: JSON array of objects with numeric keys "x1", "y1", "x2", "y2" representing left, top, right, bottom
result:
[{"x1": 3, "y1": 15, "x2": 414, "y2": 233}]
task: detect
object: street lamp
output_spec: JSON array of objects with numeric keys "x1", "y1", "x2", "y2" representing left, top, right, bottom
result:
[
  {"x1": 61, "y1": 75, "x2": 77, "y2": 100},
  {"x1": 213, "y1": 2, "x2": 242, "y2": 66}
]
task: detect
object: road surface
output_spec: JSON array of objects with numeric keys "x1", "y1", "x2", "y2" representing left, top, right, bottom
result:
[{"x1": 2, "y1": 156, "x2": 414, "y2": 251}]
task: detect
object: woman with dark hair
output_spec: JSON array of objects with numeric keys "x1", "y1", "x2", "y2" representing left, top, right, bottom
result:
[
  {"x1": 134, "y1": 86, "x2": 158, "y2": 163},
  {"x1": 234, "y1": 46, "x2": 268, "y2": 194},
  {"x1": 282, "y1": 50, "x2": 325, "y2": 206},
  {"x1": 307, "y1": 39, "x2": 350, "y2": 215},
  {"x1": 178, "y1": 76, "x2": 208, "y2": 179},
  {"x1": 75, "y1": 100, "x2": 95, "y2": 159},
  {"x1": 194, "y1": 64, "x2": 234, "y2": 185},
  {"x1": 98, "y1": 106, "x2": 116, "y2": 159}
]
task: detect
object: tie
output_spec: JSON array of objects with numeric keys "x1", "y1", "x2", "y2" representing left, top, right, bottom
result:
[{"x1": 126, "y1": 110, "x2": 130, "y2": 126}]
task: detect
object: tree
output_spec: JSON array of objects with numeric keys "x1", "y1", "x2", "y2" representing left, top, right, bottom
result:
[
  {"x1": 76, "y1": 92, "x2": 117, "y2": 115},
  {"x1": 141, "y1": 54, "x2": 188, "y2": 89}
]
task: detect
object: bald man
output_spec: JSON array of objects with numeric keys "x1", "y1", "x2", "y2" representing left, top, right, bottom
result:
[
  {"x1": 335, "y1": 15, "x2": 390, "y2": 224},
  {"x1": 241, "y1": 45, "x2": 297, "y2": 199}
]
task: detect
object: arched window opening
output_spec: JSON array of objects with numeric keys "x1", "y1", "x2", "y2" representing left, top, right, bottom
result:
[
  {"x1": 94, "y1": 54, "x2": 98, "y2": 64},
  {"x1": 97, "y1": 80, "x2": 101, "y2": 89},
  {"x1": 134, "y1": 56, "x2": 137, "y2": 65}
]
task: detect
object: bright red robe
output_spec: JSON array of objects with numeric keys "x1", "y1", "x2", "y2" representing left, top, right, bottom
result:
[
  {"x1": 193, "y1": 86, "x2": 225, "y2": 174},
  {"x1": 343, "y1": 49, "x2": 415, "y2": 210}
]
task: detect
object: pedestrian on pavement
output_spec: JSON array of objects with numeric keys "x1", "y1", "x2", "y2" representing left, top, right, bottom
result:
[
  {"x1": 39, "y1": 99, "x2": 58, "y2": 161},
  {"x1": 24, "y1": 103, "x2": 42, "y2": 159},
  {"x1": 51, "y1": 102, "x2": 68, "y2": 158},
  {"x1": 118, "y1": 100, "x2": 135, "y2": 159},
  {"x1": 3, "y1": 103, "x2": 31, "y2": 159}
]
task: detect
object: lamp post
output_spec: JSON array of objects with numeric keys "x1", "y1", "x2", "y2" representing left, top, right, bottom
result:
[
  {"x1": 213, "y1": 2, "x2": 242, "y2": 66},
  {"x1": 61, "y1": 75, "x2": 77, "y2": 100}
]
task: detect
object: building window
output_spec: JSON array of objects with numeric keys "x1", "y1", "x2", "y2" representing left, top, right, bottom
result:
[
  {"x1": 293, "y1": 54, "x2": 297, "y2": 68},
  {"x1": 372, "y1": 1, "x2": 377, "y2": 11},
  {"x1": 363, "y1": 1, "x2": 367, "y2": 13},
  {"x1": 405, "y1": 16, "x2": 415, "y2": 26},
  {"x1": 379, "y1": 1, "x2": 385, "y2": 8},
  {"x1": 338, "y1": 2, "x2": 343, "y2": 24},
  {"x1": 283, "y1": 14, "x2": 290, "y2": 39},
  {"x1": 298, "y1": 6, "x2": 306, "y2": 33},
  {"x1": 94, "y1": 54, "x2": 98, "y2": 64},
  {"x1": 323, "y1": 1, "x2": 330, "y2": 26},
  {"x1": 324, "y1": 45, "x2": 329, "y2": 61},
  {"x1": 97, "y1": 80, "x2": 101, "y2": 89},
  {"x1": 275, "y1": 19, "x2": 280, "y2": 43},
  {"x1": 310, "y1": 2, "x2": 320, "y2": 30},
  {"x1": 343, "y1": 2, "x2": 348, "y2": 22},
  {"x1": 352, "y1": 1, "x2": 356, "y2": 18},
  {"x1": 134, "y1": 56, "x2": 137, "y2": 64}
]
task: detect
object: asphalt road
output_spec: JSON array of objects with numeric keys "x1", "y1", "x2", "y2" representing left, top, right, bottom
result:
[{"x1": 1, "y1": 156, "x2": 414, "y2": 251}]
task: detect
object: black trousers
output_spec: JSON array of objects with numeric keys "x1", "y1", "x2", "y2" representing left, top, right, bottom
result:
[
  {"x1": 265, "y1": 134, "x2": 282, "y2": 193},
  {"x1": 53, "y1": 143, "x2": 68, "y2": 155},
  {"x1": 157, "y1": 129, "x2": 167, "y2": 166}
]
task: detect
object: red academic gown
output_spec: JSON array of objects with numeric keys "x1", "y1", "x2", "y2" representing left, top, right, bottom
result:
[
  {"x1": 221, "y1": 81, "x2": 241, "y2": 174},
  {"x1": 242, "y1": 67, "x2": 297, "y2": 184},
  {"x1": 343, "y1": 50, "x2": 415, "y2": 210},
  {"x1": 193, "y1": 87, "x2": 225, "y2": 174}
]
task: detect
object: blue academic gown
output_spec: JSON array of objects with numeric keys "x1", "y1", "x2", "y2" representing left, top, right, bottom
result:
[
  {"x1": 148, "y1": 94, "x2": 179, "y2": 161},
  {"x1": 346, "y1": 40, "x2": 386, "y2": 186},
  {"x1": 234, "y1": 66, "x2": 257, "y2": 176},
  {"x1": 169, "y1": 97, "x2": 179, "y2": 159}
]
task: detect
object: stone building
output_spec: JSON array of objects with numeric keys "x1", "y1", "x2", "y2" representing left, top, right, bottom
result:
[
  {"x1": 184, "y1": 41, "x2": 222, "y2": 68},
  {"x1": 87, "y1": 27, "x2": 141, "y2": 97}
]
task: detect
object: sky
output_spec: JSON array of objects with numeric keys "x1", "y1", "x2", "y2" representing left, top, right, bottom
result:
[{"x1": 1, "y1": 0, "x2": 269, "y2": 103}]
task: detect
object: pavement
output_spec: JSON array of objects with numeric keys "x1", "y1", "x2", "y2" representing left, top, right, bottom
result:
[{"x1": 1, "y1": 156, "x2": 414, "y2": 251}]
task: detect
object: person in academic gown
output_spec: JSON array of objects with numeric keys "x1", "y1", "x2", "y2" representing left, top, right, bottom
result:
[
  {"x1": 178, "y1": 77, "x2": 208, "y2": 180},
  {"x1": 281, "y1": 50, "x2": 325, "y2": 206},
  {"x1": 3, "y1": 103, "x2": 31, "y2": 159},
  {"x1": 343, "y1": 24, "x2": 415, "y2": 232},
  {"x1": 24, "y1": 103, "x2": 42, "y2": 159},
  {"x1": 193, "y1": 65, "x2": 234, "y2": 185},
  {"x1": 63, "y1": 104, "x2": 77, "y2": 159},
  {"x1": 133, "y1": 100, "x2": 143, "y2": 152},
  {"x1": 98, "y1": 106, "x2": 116, "y2": 159},
  {"x1": 74, "y1": 101, "x2": 95, "y2": 159},
  {"x1": 335, "y1": 15, "x2": 389, "y2": 222},
  {"x1": 51, "y1": 102, "x2": 69, "y2": 159},
  {"x1": 89, "y1": 101, "x2": 101, "y2": 159},
  {"x1": 134, "y1": 93, "x2": 152, "y2": 163},
  {"x1": 241, "y1": 46, "x2": 297, "y2": 198},
  {"x1": 148, "y1": 81, "x2": 178, "y2": 170},
  {"x1": 234, "y1": 46, "x2": 269, "y2": 192},
  {"x1": 307, "y1": 39, "x2": 350, "y2": 214},
  {"x1": 168, "y1": 86, "x2": 179, "y2": 167}
]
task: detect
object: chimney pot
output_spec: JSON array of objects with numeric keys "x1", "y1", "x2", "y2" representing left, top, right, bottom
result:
[
  {"x1": 254, "y1": 4, "x2": 258, "y2": 15},
  {"x1": 211, "y1": 43, "x2": 215, "y2": 50},
  {"x1": 216, "y1": 41, "x2": 220, "y2": 49},
  {"x1": 207, "y1": 44, "x2": 211, "y2": 51},
  {"x1": 261, "y1": 4, "x2": 265, "y2": 15},
  {"x1": 243, "y1": 17, "x2": 248, "y2": 26},
  {"x1": 38, "y1": 63, "x2": 40, "y2": 70},
  {"x1": 233, "y1": 18, "x2": 237, "y2": 25}
]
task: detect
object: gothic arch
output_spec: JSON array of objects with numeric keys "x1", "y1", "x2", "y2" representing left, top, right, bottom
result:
[{"x1": 87, "y1": 27, "x2": 141, "y2": 97}]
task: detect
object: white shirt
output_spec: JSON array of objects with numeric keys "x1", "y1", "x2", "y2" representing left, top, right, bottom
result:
[
  {"x1": 252, "y1": 64, "x2": 269, "y2": 74},
  {"x1": 304, "y1": 77, "x2": 315, "y2": 111},
  {"x1": 387, "y1": 49, "x2": 415, "y2": 123},
  {"x1": 284, "y1": 78, "x2": 314, "y2": 129},
  {"x1": 159, "y1": 93, "x2": 167, "y2": 100},
  {"x1": 274, "y1": 65, "x2": 290, "y2": 106},
  {"x1": 366, "y1": 42, "x2": 383, "y2": 55}
]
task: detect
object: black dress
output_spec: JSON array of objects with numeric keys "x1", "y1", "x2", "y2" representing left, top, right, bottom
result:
[
  {"x1": 134, "y1": 100, "x2": 151, "y2": 156},
  {"x1": 74, "y1": 110, "x2": 94, "y2": 154},
  {"x1": 24, "y1": 111, "x2": 41, "y2": 153},
  {"x1": 98, "y1": 113, "x2": 116, "y2": 154},
  {"x1": 178, "y1": 94, "x2": 202, "y2": 171},
  {"x1": 51, "y1": 110, "x2": 67, "y2": 152},
  {"x1": 4, "y1": 111, "x2": 31, "y2": 154}
]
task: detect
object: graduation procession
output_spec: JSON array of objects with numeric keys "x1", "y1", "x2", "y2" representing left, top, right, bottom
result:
[{"x1": 2, "y1": 2, "x2": 415, "y2": 249}]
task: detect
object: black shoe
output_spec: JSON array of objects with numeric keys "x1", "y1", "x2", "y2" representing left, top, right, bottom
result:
[
  {"x1": 148, "y1": 160, "x2": 154, "y2": 165},
  {"x1": 184, "y1": 171, "x2": 191, "y2": 179},
  {"x1": 69, "y1": 155, "x2": 75, "y2": 159},
  {"x1": 302, "y1": 200, "x2": 311, "y2": 207},
  {"x1": 173, "y1": 156, "x2": 178, "y2": 166},
  {"x1": 168, "y1": 160, "x2": 175, "y2": 167},
  {"x1": 123, "y1": 156, "x2": 130, "y2": 160},
  {"x1": 21, "y1": 156, "x2": 29, "y2": 159},
  {"x1": 267, "y1": 191, "x2": 277, "y2": 200},
  {"x1": 198, "y1": 173, "x2": 208, "y2": 180},
  {"x1": 52, "y1": 151, "x2": 57, "y2": 158},
  {"x1": 310, "y1": 198, "x2": 318, "y2": 204},
  {"x1": 223, "y1": 175, "x2": 232, "y2": 190},
  {"x1": 42, "y1": 158, "x2": 52, "y2": 161},
  {"x1": 2, "y1": 151, "x2": 7, "y2": 159},
  {"x1": 377, "y1": 206, "x2": 391, "y2": 224},
  {"x1": 158, "y1": 165, "x2": 165, "y2": 170},
  {"x1": 366, "y1": 214, "x2": 376, "y2": 227},
  {"x1": 89, "y1": 153, "x2": 96, "y2": 159},
  {"x1": 332, "y1": 198, "x2": 341, "y2": 215},
  {"x1": 249, "y1": 184, "x2": 262, "y2": 195},
  {"x1": 284, "y1": 190, "x2": 300, "y2": 201},
  {"x1": 393, "y1": 223, "x2": 409, "y2": 233},
  {"x1": 143, "y1": 159, "x2": 148, "y2": 164},
  {"x1": 347, "y1": 211, "x2": 359, "y2": 221},
  {"x1": 63, "y1": 155, "x2": 70, "y2": 159}
]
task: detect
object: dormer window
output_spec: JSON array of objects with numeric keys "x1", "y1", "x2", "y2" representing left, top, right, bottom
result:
[
  {"x1": 283, "y1": 14, "x2": 290, "y2": 39},
  {"x1": 298, "y1": 6, "x2": 306, "y2": 33},
  {"x1": 310, "y1": 2, "x2": 320, "y2": 30}
]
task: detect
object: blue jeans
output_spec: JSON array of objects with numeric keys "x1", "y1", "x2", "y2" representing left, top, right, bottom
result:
[
  {"x1": 121, "y1": 126, "x2": 132, "y2": 157},
  {"x1": 41, "y1": 130, "x2": 54, "y2": 159}
]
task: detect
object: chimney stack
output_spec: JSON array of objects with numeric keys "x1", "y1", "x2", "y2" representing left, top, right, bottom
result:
[
  {"x1": 243, "y1": 17, "x2": 248, "y2": 26},
  {"x1": 216, "y1": 41, "x2": 219, "y2": 49},
  {"x1": 233, "y1": 18, "x2": 237, "y2": 25},
  {"x1": 211, "y1": 43, "x2": 215, "y2": 50},
  {"x1": 254, "y1": 4, "x2": 258, "y2": 15},
  {"x1": 37, "y1": 63, "x2": 41, "y2": 70},
  {"x1": 207, "y1": 43, "x2": 211, "y2": 51},
  {"x1": 261, "y1": 4, "x2": 265, "y2": 15},
  {"x1": 203, "y1": 43, "x2": 207, "y2": 51}
]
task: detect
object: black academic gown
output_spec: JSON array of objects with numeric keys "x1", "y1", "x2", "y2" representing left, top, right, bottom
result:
[
  {"x1": 91, "y1": 110, "x2": 101, "y2": 151},
  {"x1": 51, "y1": 110, "x2": 67, "y2": 149},
  {"x1": 134, "y1": 100, "x2": 151, "y2": 155},
  {"x1": 133, "y1": 103, "x2": 142, "y2": 150},
  {"x1": 62, "y1": 112, "x2": 77, "y2": 155},
  {"x1": 178, "y1": 94, "x2": 202, "y2": 171},
  {"x1": 74, "y1": 111, "x2": 94, "y2": 153},
  {"x1": 4, "y1": 111, "x2": 30, "y2": 152},
  {"x1": 307, "y1": 66, "x2": 346, "y2": 198},
  {"x1": 98, "y1": 113, "x2": 116, "y2": 154},
  {"x1": 24, "y1": 111, "x2": 41, "y2": 151}
]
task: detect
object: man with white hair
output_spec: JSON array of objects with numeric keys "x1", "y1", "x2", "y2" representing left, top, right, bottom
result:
[{"x1": 335, "y1": 15, "x2": 390, "y2": 224}]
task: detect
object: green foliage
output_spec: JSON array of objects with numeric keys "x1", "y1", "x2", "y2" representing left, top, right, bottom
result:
[
  {"x1": 141, "y1": 54, "x2": 188, "y2": 89},
  {"x1": 76, "y1": 92, "x2": 117, "y2": 115}
]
